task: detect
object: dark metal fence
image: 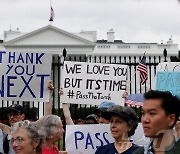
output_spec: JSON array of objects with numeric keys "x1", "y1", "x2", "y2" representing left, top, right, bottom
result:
[
  {"x1": 0, "y1": 54, "x2": 169, "y2": 150},
  {"x1": 50, "y1": 54, "x2": 169, "y2": 150},
  {"x1": 51, "y1": 54, "x2": 168, "y2": 115}
]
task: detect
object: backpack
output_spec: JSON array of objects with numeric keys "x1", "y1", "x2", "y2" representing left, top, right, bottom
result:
[{"x1": 3, "y1": 133, "x2": 9, "y2": 154}]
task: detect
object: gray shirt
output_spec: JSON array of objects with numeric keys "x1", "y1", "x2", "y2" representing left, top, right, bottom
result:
[
  {"x1": 7, "y1": 134, "x2": 15, "y2": 154},
  {"x1": 0, "y1": 129, "x2": 3, "y2": 153}
]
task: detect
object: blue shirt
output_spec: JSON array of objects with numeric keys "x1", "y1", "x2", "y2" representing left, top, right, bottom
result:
[{"x1": 95, "y1": 143, "x2": 140, "y2": 154}]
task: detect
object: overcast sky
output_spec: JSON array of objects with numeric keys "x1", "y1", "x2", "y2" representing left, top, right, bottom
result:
[{"x1": 0, "y1": 0, "x2": 180, "y2": 46}]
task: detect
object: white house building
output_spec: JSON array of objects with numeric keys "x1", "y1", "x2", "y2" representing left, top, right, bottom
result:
[
  {"x1": 1, "y1": 25, "x2": 178, "y2": 58},
  {"x1": 0, "y1": 25, "x2": 179, "y2": 116}
]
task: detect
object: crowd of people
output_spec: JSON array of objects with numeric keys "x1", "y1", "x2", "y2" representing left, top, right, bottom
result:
[{"x1": 0, "y1": 81, "x2": 179, "y2": 154}]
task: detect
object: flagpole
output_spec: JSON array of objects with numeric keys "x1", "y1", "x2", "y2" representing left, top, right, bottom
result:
[
  {"x1": 49, "y1": 0, "x2": 53, "y2": 25},
  {"x1": 143, "y1": 51, "x2": 146, "y2": 57}
]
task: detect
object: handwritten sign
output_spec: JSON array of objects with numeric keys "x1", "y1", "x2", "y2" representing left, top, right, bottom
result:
[
  {"x1": 155, "y1": 62, "x2": 180, "y2": 98},
  {"x1": 65, "y1": 124, "x2": 150, "y2": 154},
  {"x1": 0, "y1": 51, "x2": 51, "y2": 102},
  {"x1": 61, "y1": 61, "x2": 128, "y2": 105},
  {"x1": 65, "y1": 124, "x2": 113, "y2": 154}
]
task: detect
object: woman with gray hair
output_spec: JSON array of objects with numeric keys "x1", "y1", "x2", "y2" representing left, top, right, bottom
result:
[
  {"x1": 11, "y1": 120, "x2": 45, "y2": 154},
  {"x1": 95, "y1": 105, "x2": 139, "y2": 154},
  {"x1": 40, "y1": 115, "x2": 67, "y2": 154}
]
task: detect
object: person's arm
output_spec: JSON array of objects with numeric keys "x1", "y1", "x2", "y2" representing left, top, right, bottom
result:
[
  {"x1": 59, "y1": 151, "x2": 68, "y2": 154},
  {"x1": 122, "y1": 91, "x2": 128, "y2": 105},
  {"x1": 59, "y1": 88, "x2": 74, "y2": 125},
  {"x1": 45, "y1": 80, "x2": 54, "y2": 116},
  {"x1": 0, "y1": 123, "x2": 11, "y2": 134},
  {"x1": 35, "y1": 116, "x2": 45, "y2": 126},
  {"x1": 35, "y1": 81, "x2": 54, "y2": 124},
  {"x1": 62, "y1": 103, "x2": 74, "y2": 125},
  {"x1": 122, "y1": 91, "x2": 128, "y2": 99}
]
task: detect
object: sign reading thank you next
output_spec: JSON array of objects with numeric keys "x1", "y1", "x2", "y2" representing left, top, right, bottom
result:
[{"x1": 0, "y1": 51, "x2": 51, "y2": 102}]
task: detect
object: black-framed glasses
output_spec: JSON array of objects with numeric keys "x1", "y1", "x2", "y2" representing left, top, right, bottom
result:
[{"x1": 10, "y1": 137, "x2": 25, "y2": 145}]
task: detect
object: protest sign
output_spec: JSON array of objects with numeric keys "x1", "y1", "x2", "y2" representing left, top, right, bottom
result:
[
  {"x1": 155, "y1": 62, "x2": 180, "y2": 98},
  {"x1": 130, "y1": 123, "x2": 150, "y2": 146},
  {"x1": 65, "y1": 124, "x2": 113, "y2": 154},
  {"x1": 61, "y1": 61, "x2": 128, "y2": 105},
  {"x1": 0, "y1": 51, "x2": 51, "y2": 102},
  {"x1": 65, "y1": 123, "x2": 149, "y2": 154}
]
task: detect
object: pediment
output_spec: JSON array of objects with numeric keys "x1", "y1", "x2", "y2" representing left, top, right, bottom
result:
[{"x1": 3, "y1": 25, "x2": 94, "y2": 46}]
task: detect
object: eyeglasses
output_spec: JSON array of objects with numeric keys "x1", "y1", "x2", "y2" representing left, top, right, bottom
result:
[
  {"x1": 7, "y1": 113, "x2": 21, "y2": 117},
  {"x1": 10, "y1": 137, "x2": 25, "y2": 145}
]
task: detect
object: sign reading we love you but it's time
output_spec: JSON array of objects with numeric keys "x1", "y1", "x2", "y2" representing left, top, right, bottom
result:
[
  {"x1": 61, "y1": 61, "x2": 128, "y2": 106},
  {"x1": 0, "y1": 51, "x2": 52, "y2": 102}
]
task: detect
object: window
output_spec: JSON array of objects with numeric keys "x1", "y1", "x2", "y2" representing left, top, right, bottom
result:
[
  {"x1": 138, "y1": 45, "x2": 150, "y2": 49},
  {"x1": 118, "y1": 45, "x2": 130, "y2": 49}
]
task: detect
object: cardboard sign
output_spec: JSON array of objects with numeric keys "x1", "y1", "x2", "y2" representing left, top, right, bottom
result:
[
  {"x1": 65, "y1": 124, "x2": 114, "y2": 154},
  {"x1": 155, "y1": 62, "x2": 180, "y2": 98},
  {"x1": 61, "y1": 61, "x2": 128, "y2": 105},
  {"x1": 65, "y1": 124, "x2": 150, "y2": 154},
  {"x1": 0, "y1": 51, "x2": 51, "y2": 102}
]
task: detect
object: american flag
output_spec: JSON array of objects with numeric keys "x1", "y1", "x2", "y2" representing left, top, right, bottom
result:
[
  {"x1": 49, "y1": 7, "x2": 55, "y2": 21},
  {"x1": 137, "y1": 55, "x2": 147, "y2": 85},
  {"x1": 125, "y1": 94, "x2": 144, "y2": 106}
]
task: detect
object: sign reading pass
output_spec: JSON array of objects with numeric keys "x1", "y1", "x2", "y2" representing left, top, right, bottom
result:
[
  {"x1": 156, "y1": 62, "x2": 180, "y2": 98},
  {"x1": 156, "y1": 72, "x2": 180, "y2": 97},
  {"x1": 65, "y1": 124, "x2": 150, "y2": 154},
  {"x1": 61, "y1": 61, "x2": 128, "y2": 105},
  {"x1": 0, "y1": 51, "x2": 52, "y2": 102}
]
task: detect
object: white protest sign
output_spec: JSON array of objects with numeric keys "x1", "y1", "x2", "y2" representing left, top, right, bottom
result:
[
  {"x1": 65, "y1": 123, "x2": 150, "y2": 154},
  {"x1": 130, "y1": 123, "x2": 150, "y2": 146},
  {"x1": 65, "y1": 124, "x2": 114, "y2": 154},
  {"x1": 0, "y1": 51, "x2": 52, "y2": 102},
  {"x1": 61, "y1": 61, "x2": 128, "y2": 105},
  {"x1": 155, "y1": 62, "x2": 180, "y2": 98}
]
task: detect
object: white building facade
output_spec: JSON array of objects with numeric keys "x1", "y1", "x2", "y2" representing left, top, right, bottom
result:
[{"x1": 0, "y1": 25, "x2": 179, "y2": 114}]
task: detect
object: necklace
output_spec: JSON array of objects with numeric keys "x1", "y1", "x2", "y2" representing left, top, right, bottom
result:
[{"x1": 114, "y1": 141, "x2": 132, "y2": 154}]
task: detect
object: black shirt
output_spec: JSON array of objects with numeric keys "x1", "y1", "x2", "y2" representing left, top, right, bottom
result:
[{"x1": 95, "y1": 143, "x2": 140, "y2": 154}]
